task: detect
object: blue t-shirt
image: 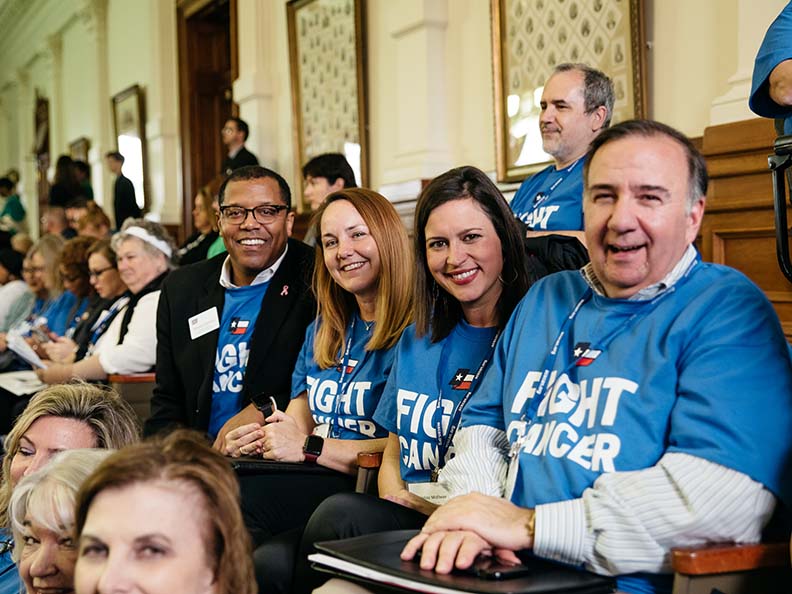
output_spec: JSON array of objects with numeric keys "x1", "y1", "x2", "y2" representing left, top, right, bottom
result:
[
  {"x1": 374, "y1": 321, "x2": 498, "y2": 484},
  {"x1": 750, "y1": 2, "x2": 792, "y2": 133},
  {"x1": 40, "y1": 290, "x2": 87, "y2": 336},
  {"x1": 208, "y1": 281, "x2": 270, "y2": 437},
  {"x1": 292, "y1": 315, "x2": 390, "y2": 439},
  {"x1": 0, "y1": 531, "x2": 20, "y2": 594},
  {"x1": 462, "y1": 263, "x2": 792, "y2": 593},
  {"x1": 509, "y1": 160, "x2": 585, "y2": 231}
]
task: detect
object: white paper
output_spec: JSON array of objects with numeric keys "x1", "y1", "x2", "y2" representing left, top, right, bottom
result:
[
  {"x1": 0, "y1": 371, "x2": 46, "y2": 397},
  {"x1": 188, "y1": 307, "x2": 220, "y2": 340},
  {"x1": 7, "y1": 333, "x2": 46, "y2": 369}
]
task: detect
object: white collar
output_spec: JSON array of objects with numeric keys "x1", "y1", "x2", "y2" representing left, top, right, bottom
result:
[
  {"x1": 581, "y1": 244, "x2": 698, "y2": 301},
  {"x1": 219, "y1": 244, "x2": 289, "y2": 289}
]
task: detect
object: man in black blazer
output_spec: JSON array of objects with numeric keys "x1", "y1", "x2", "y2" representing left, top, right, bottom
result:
[
  {"x1": 145, "y1": 166, "x2": 316, "y2": 446},
  {"x1": 221, "y1": 117, "x2": 260, "y2": 176},
  {"x1": 105, "y1": 151, "x2": 142, "y2": 228}
]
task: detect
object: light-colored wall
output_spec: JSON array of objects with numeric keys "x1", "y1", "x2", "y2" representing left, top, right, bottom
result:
[{"x1": 0, "y1": 0, "x2": 788, "y2": 228}]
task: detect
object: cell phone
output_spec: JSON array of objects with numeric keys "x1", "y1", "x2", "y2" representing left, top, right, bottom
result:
[{"x1": 464, "y1": 558, "x2": 534, "y2": 581}]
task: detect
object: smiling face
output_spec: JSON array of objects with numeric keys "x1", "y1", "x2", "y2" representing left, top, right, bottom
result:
[
  {"x1": 88, "y1": 253, "x2": 126, "y2": 300},
  {"x1": 424, "y1": 198, "x2": 504, "y2": 327},
  {"x1": 75, "y1": 480, "x2": 217, "y2": 594},
  {"x1": 539, "y1": 69, "x2": 605, "y2": 167},
  {"x1": 115, "y1": 237, "x2": 166, "y2": 295},
  {"x1": 9, "y1": 416, "x2": 97, "y2": 486},
  {"x1": 19, "y1": 519, "x2": 78, "y2": 594},
  {"x1": 320, "y1": 199, "x2": 381, "y2": 306},
  {"x1": 219, "y1": 178, "x2": 294, "y2": 286},
  {"x1": 584, "y1": 134, "x2": 705, "y2": 299}
]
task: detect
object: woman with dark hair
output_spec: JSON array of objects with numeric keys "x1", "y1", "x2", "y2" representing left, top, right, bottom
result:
[
  {"x1": 175, "y1": 184, "x2": 220, "y2": 265},
  {"x1": 293, "y1": 165, "x2": 535, "y2": 594},
  {"x1": 73, "y1": 430, "x2": 255, "y2": 594},
  {"x1": 49, "y1": 155, "x2": 80, "y2": 208}
]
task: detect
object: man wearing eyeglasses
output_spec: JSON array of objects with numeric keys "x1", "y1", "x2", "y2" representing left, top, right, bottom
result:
[{"x1": 146, "y1": 166, "x2": 316, "y2": 447}]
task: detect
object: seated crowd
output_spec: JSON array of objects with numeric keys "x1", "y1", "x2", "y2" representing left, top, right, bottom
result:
[{"x1": 0, "y1": 69, "x2": 790, "y2": 594}]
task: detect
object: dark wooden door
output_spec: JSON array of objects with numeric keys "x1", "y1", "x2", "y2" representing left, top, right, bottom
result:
[{"x1": 34, "y1": 94, "x2": 50, "y2": 232}]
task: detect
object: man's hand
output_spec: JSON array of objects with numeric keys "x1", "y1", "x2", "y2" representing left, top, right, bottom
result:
[
  {"x1": 212, "y1": 403, "x2": 264, "y2": 451},
  {"x1": 260, "y1": 410, "x2": 308, "y2": 462},
  {"x1": 400, "y1": 493, "x2": 534, "y2": 572},
  {"x1": 221, "y1": 422, "x2": 264, "y2": 458},
  {"x1": 382, "y1": 489, "x2": 438, "y2": 516},
  {"x1": 770, "y1": 59, "x2": 792, "y2": 107}
]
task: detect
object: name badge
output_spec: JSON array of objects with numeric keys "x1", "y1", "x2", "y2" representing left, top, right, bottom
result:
[
  {"x1": 188, "y1": 307, "x2": 220, "y2": 340},
  {"x1": 408, "y1": 481, "x2": 451, "y2": 506},
  {"x1": 313, "y1": 423, "x2": 330, "y2": 438}
]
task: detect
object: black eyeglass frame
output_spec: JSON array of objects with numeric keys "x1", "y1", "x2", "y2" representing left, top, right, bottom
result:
[{"x1": 219, "y1": 204, "x2": 290, "y2": 224}]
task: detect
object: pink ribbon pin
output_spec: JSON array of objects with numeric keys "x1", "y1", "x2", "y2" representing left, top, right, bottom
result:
[{"x1": 280, "y1": 285, "x2": 289, "y2": 296}]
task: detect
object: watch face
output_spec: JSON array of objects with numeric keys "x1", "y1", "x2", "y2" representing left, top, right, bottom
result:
[{"x1": 304, "y1": 435, "x2": 324, "y2": 456}]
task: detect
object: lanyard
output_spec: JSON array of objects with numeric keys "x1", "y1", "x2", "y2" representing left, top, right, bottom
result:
[
  {"x1": 87, "y1": 296, "x2": 130, "y2": 351},
  {"x1": 327, "y1": 316, "x2": 368, "y2": 438},
  {"x1": 532, "y1": 158, "x2": 581, "y2": 207},
  {"x1": 519, "y1": 261, "x2": 696, "y2": 424},
  {"x1": 432, "y1": 328, "x2": 501, "y2": 479}
]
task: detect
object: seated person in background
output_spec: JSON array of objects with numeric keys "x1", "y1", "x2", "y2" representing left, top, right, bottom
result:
[
  {"x1": 76, "y1": 202, "x2": 111, "y2": 240},
  {"x1": 0, "y1": 381, "x2": 140, "y2": 593},
  {"x1": 301, "y1": 153, "x2": 357, "y2": 245},
  {"x1": 73, "y1": 430, "x2": 256, "y2": 594},
  {"x1": 294, "y1": 166, "x2": 535, "y2": 594},
  {"x1": 0, "y1": 249, "x2": 27, "y2": 332},
  {"x1": 37, "y1": 219, "x2": 173, "y2": 384},
  {"x1": 402, "y1": 120, "x2": 792, "y2": 594},
  {"x1": 175, "y1": 182, "x2": 220, "y2": 266},
  {"x1": 145, "y1": 166, "x2": 316, "y2": 442},
  {"x1": 0, "y1": 177, "x2": 25, "y2": 235},
  {"x1": 509, "y1": 63, "x2": 613, "y2": 246},
  {"x1": 65, "y1": 197, "x2": 90, "y2": 234},
  {"x1": 227, "y1": 188, "x2": 412, "y2": 590},
  {"x1": 9, "y1": 449, "x2": 111, "y2": 594},
  {"x1": 10, "y1": 234, "x2": 32, "y2": 257},
  {"x1": 42, "y1": 207, "x2": 76, "y2": 240}
]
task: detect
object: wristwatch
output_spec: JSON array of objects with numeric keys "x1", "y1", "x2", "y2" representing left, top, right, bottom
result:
[
  {"x1": 251, "y1": 393, "x2": 277, "y2": 419},
  {"x1": 303, "y1": 435, "x2": 324, "y2": 464}
]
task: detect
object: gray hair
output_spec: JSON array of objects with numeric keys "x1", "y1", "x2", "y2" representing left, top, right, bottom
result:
[
  {"x1": 553, "y1": 63, "x2": 615, "y2": 128},
  {"x1": 9, "y1": 449, "x2": 112, "y2": 562},
  {"x1": 111, "y1": 218, "x2": 176, "y2": 269}
]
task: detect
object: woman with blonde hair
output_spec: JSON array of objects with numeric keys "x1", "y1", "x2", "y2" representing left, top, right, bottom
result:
[
  {"x1": 9, "y1": 449, "x2": 112, "y2": 594},
  {"x1": 74, "y1": 430, "x2": 255, "y2": 594},
  {"x1": 0, "y1": 381, "x2": 139, "y2": 592}
]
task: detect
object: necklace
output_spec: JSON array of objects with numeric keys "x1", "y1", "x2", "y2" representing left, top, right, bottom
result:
[{"x1": 363, "y1": 320, "x2": 374, "y2": 332}]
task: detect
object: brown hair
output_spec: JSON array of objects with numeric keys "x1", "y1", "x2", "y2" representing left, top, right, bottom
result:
[
  {"x1": 86, "y1": 238, "x2": 117, "y2": 268},
  {"x1": 0, "y1": 381, "x2": 140, "y2": 529},
  {"x1": 310, "y1": 188, "x2": 413, "y2": 368},
  {"x1": 60, "y1": 236, "x2": 95, "y2": 296},
  {"x1": 74, "y1": 430, "x2": 255, "y2": 594},
  {"x1": 77, "y1": 202, "x2": 112, "y2": 235}
]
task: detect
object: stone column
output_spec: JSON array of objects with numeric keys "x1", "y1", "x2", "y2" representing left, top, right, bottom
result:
[
  {"x1": 710, "y1": 0, "x2": 789, "y2": 125},
  {"x1": 16, "y1": 68, "x2": 39, "y2": 237}
]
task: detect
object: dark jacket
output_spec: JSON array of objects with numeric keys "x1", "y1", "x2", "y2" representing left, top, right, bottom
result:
[
  {"x1": 145, "y1": 239, "x2": 316, "y2": 436},
  {"x1": 222, "y1": 146, "x2": 259, "y2": 176},
  {"x1": 113, "y1": 173, "x2": 141, "y2": 228}
]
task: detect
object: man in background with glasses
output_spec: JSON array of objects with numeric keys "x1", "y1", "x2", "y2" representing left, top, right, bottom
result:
[{"x1": 146, "y1": 166, "x2": 316, "y2": 447}]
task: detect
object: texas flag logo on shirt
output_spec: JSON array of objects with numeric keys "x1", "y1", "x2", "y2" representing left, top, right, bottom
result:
[
  {"x1": 573, "y1": 342, "x2": 602, "y2": 366},
  {"x1": 449, "y1": 368, "x2": 474, "y2": 391},
  {"x1": 229, "y1": 317, "x2": 250, "y2": 335},
  {"x1": 336, "y1": 359, "x2": 359, "y2": 375}
]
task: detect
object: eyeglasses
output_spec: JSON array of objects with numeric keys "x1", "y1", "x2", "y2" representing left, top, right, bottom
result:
[
  {"x1": 219, "y1": 204, "x2": 289, "y2": 225},
  {"x1": 60, "y1": 269, "x2": 83, "y2": 282},
  {"x1": 89, "y1": 266, "x2": 115, "y2": 279}
]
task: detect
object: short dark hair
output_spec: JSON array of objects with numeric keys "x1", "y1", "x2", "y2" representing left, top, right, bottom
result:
[
  {"x1": 0, "y1": 178, "x2": 12, "y2": 193},
  {"x1": 218, "y1": 165, "x2": 292, "y2": 209},
  {"x1": 73, "y1": 160, "x2": 91, "y2": 177},
  {"x1": 302, "y1": 153, "x2": 357, "y2": 189},
  {"x1": 227, "y1": 117, "x2": 249, "y2": 141},
  {"x1": 583, "y1": 119, "x2": 708, "y2": 210},
  {"x1": 105, "y1": 151, "x2": 125, "y2": 164},
  {"x1": 554, "y1": 63, "x2": 615, "y2": 128},
  {"x1": 414, "y1": 166, "x2": 534, "y2": 342}
]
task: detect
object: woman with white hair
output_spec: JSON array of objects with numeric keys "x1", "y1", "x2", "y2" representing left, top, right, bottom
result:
[
  {"x1": 37, "y1": 218, "x2": 174, "y2": 383},
  {"x1": 9, "y1": 449, "x2": 112, "y2": 594}
]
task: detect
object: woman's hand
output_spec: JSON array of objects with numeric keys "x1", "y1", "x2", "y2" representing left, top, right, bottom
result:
[
  {"x1": 383, "y1": 489, "x2": 439, "y2": 516},
  {"x1": 260, "y1": 410, "x2": 309, "y2": 462},
  {"x1": 42, "y1": 337, "x2": 78, "y2": 364},
  {"x1": 221, "y1": 422, "x2": 264, "y2": 458},
  {"x1": 35, "y1": 363, "x2": 73, "y2": 384}
]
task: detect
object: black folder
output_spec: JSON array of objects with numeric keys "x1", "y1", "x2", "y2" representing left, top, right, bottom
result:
[
  {"x1": 310, "y1": 529, "x2": 615, "y2": 593},
  {"x1": 230, "y1": 456, "x2": 339, "y2": 476}
]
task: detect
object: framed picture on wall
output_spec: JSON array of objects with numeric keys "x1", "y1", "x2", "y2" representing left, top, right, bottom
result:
[
  {"x1": 68, "y1": 137, "x2": 90, "y2": 163},
  {"x1": 287, "y1": 0, "x2": 368, "y2": 211},
  {"x1": 491, "y1": 0, "x2": 648, "y2": 182},
  {"x1": 111, "y1": 84, "x2": 149, "y2": 210}
]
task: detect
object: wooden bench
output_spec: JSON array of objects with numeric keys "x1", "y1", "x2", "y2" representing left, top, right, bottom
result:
[{"x1": 108, "y1": 372, "x2": 155, "y2": 424}]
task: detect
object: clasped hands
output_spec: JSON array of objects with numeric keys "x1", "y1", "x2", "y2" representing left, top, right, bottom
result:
[
  {"x1": 400, "y1": 492, "x2": 535, "y2": 574},
  {"x1": 220, "y1": 411, "x2": 308, "y2": 462}
]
